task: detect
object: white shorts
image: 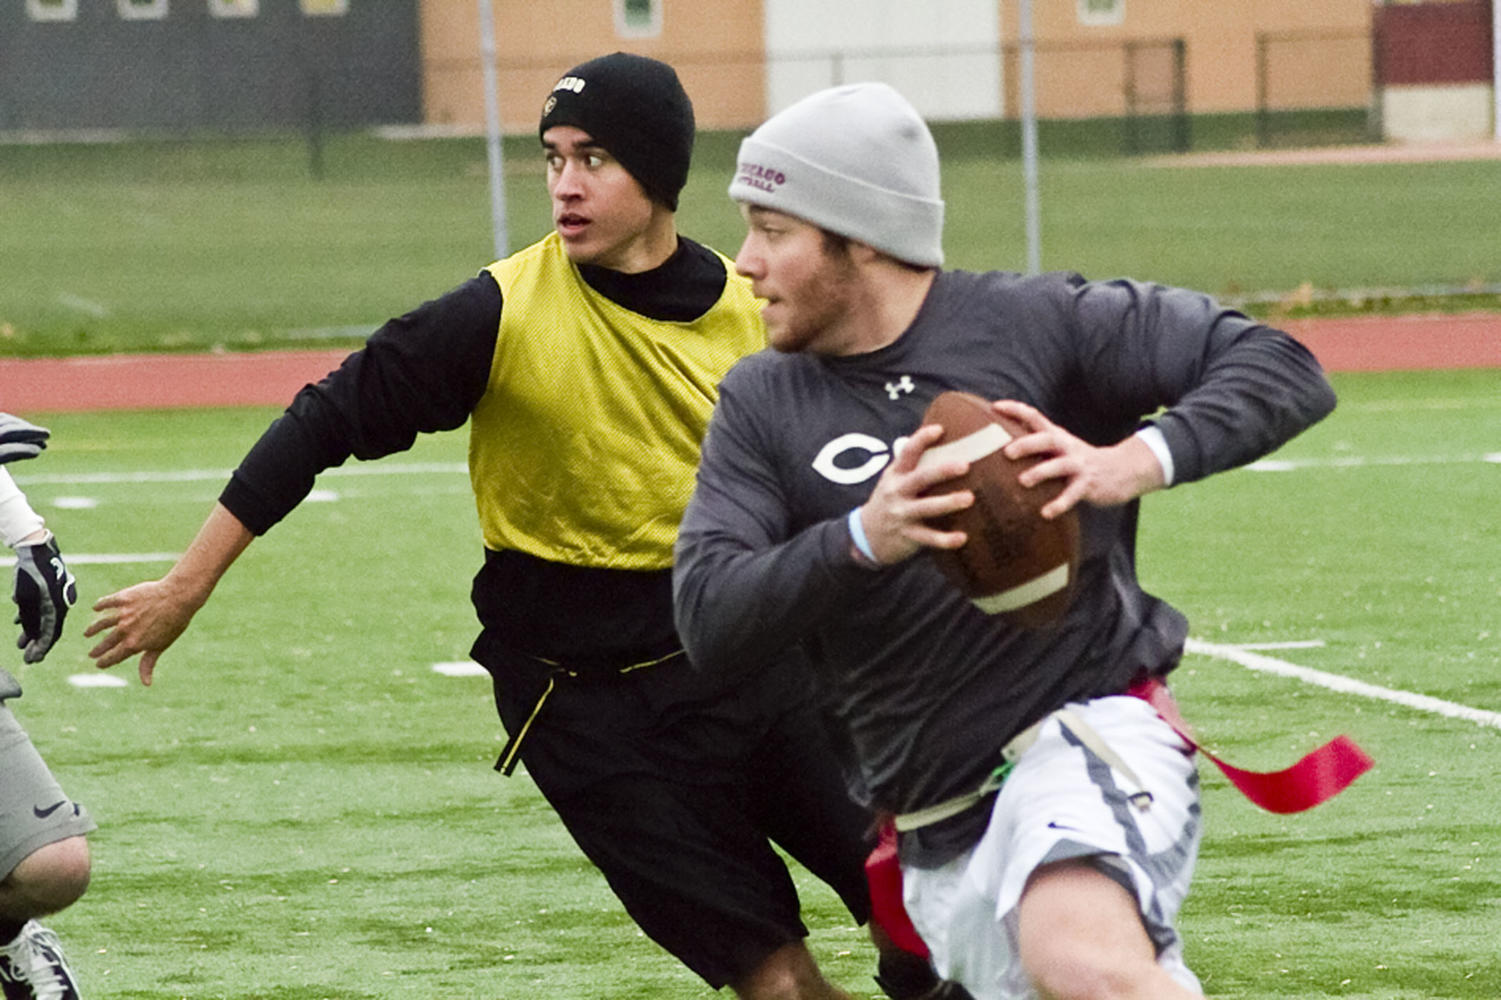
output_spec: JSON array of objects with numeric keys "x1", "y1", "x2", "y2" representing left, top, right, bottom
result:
[{"x1": 901, "y1": 695, "x2": 1203, "y2": 1000}]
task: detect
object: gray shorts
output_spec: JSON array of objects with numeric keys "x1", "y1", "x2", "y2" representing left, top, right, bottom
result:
[{"x1": 1, "y1": 700, "x2": 96, "y2": 879}]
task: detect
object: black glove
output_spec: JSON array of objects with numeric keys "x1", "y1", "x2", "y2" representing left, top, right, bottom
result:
[
  {"x1": 13, "y1": 535, "x2": 77, "y2": 664},
  {"x1": 0, "y1": 414, "x2": 49, "y2": 465}
]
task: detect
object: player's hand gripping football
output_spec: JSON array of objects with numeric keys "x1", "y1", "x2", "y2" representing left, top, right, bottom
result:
[
  {"x1": 994, "y1": 400, "x2": 1167, "y2": 519},
  {"x1": 13, "y1": 533, "x2": 78, "y2": 663},
  {"x1": 854, "y1": 424, "x2": 973, "y2": 566}
]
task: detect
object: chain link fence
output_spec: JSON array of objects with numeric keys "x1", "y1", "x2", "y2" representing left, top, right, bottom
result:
[
  {"x1": 1255, "y1": 29, "x2": 1378, "y2": 148},
  {"x1": 5, "y1": 26, "x2": 1380, "y2": 159}
]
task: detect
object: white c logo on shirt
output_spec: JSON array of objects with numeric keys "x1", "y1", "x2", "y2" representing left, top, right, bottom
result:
[{"x1": 811, "y1": 433, "x2": 894, "y2": 485}]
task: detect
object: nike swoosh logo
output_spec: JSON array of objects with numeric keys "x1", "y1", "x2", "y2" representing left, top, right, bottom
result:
[{"x1": 33, "y1": 801, "x2": 68, "y2": 819}]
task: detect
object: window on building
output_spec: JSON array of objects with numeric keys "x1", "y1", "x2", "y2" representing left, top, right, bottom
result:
[
  {"x1": 300, "y1": 0, "x2": 347, "y2": 15},
  {"x1": 1077, "y1": 0, "x2": 1124, "y2": 27},
  {"x1": 209, "y1": 0, "x2": 259, "y2": 17},
  {"x1": 27, "y1": 0, "x2": 78, "y2": 21},
  {"x1": 615, "y1": 0, "x2": 660, "y2": 38},
  {"x1": 119, "y1": 0, "x2": 169, "y2": 20}
]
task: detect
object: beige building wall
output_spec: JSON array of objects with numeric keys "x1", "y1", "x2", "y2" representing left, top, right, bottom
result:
[
  {"x1": 419, "y1": 1, "x2": 1374, "y2": 131},
  {"x1": 419, "y1": 0, "x2": 765, "y2": 134},
  {"x1": 1007, "y1": 0, "x2": 1371, "y2": 118}
]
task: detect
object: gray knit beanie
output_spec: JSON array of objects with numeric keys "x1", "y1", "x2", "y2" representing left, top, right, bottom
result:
[{"x1": 728, "y1": 82, "x2": 944, "y2": 267}]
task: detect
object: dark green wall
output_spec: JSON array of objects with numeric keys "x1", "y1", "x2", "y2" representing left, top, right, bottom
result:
[{"x1": 0, "y1": 1, "x2": 421, "y2": 132}]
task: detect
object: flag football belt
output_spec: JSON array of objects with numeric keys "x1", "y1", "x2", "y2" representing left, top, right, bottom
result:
[
  {"x1": 1126, "y1": 674, "x2": 1373, "y2": 814},
  {"x1": 893, "y1": 705, "x2": 1151, "y2": 832},
  {"x1": 870, "y1": 677, "x2": 1374, "y2": 960},
  {"x1": 891, "y1": 676, "x2": 1374, "y2": 832},
  {"x1": 494, "y1": 647, "x2": 686, "y2": 776}
]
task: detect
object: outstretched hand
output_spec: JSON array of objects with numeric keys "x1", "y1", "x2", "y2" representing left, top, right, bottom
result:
[
  {"x1": 83, "y1": 501, "x2": 255, "y2": 687},
  {"x1": 993, "y1": 400, "x2": 1166, "y2": 519},
  {"x1": 855, "y1": 424, "x2": 975, "y2": 566},
  {"x1": 84, "y1": 578, "x2": 200, "y2": 686}
]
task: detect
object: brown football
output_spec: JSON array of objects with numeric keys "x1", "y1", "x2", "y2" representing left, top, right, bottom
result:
[{"x1": 916, "y1": 391, "x2": 1080, "y2": 628}]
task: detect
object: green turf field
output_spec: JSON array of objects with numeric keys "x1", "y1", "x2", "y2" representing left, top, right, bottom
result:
[
  {"x1": 5, "y1": 366, "x2": 1498, "y2": 998},
  {"x1": 2, "y1": 131, "x2": 1499, "y2": 357}
]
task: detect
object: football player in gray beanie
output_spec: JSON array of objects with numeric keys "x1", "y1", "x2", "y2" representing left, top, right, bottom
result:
[{"x1": 680, "y1": 80, "x2": 1338, "y2": 999}]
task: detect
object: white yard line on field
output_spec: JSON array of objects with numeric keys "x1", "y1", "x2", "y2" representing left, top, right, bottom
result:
[
  {"x1": 56, "y1": 292, "x2": 110, "y2": 318},
  {"x1": 0, "y1": 552, "x2": 178, "y2": 567},
  {"x1": 19, "y1": 454, "x2": 1496, "y2": 486},
  {"x1": 1188, "y1": 638, "x2": 1501, "y2": 730},
  {"x1": 68, "y1": 673, "x2": 128, "y2": 688},
  {"x1": 1226, "y1": 640, "x2": 1328, "y2": 650},
  {"x1": 1251, "y1": 453, "x2": 1501, "y2": 471},
  {"x1": 16, "y1": 461, "x2": 468, "y2": 486},
  {"x1": 432, "y1": 661, "x2": 489, "y2": 677}
]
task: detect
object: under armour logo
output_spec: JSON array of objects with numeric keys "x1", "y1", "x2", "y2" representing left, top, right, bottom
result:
[{"x1": 884, "y1": 376, "x2": 915, "y2": 400}]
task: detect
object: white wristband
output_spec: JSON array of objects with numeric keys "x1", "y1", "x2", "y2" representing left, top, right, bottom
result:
[{"x1": 847, "y1": 507, "x2": 878, "y2": 563}]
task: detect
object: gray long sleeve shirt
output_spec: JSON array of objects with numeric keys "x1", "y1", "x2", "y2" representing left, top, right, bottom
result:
[{"x1": 673, "y1": 268, "x2": 1336, "y2": 865}]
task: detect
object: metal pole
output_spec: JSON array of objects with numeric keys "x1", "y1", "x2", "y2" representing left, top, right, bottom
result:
[
  {"x1": 1493, "y1": 0, "x2": 1500, "y2": 140},
  {"x1": 477, "y1": 0, "x2": 509, "y2": 259},
  {"x1": 1256, "y1": 33, "x2": 1269, "y2": 148},
  {"x1": 1018, "y1": 0, "x2": 1041, "y2": 275},
  {"x1": 1173, "y1": 38, "x2": 1189, "y2": 153},
  {"x1": 1369, "y1": 14, "x2": 1385, "y2": 142}
]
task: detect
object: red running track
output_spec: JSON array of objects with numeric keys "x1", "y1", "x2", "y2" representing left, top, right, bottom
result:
[{"x1": 1, "y1": 313, "x2": 1498, "y2": 414}]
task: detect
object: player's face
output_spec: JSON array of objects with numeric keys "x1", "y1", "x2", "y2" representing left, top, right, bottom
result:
[
  {"x1": 734, "y1": 205, "x2": 860, "y2": 355},
  {"x1": 543, "y1": 125, "x2": 663, "y2": 272}
]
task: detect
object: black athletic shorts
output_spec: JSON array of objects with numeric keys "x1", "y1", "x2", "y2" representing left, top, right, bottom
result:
[{"x1": 473, "y1": 637, "x2": 874, "y2": 988}]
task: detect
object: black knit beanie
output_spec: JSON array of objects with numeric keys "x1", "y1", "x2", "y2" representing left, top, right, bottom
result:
[{"x1": 539, "y1": 52, "x2": 695, "y2": 211}]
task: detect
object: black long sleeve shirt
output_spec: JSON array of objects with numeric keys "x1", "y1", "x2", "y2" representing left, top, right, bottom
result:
[{"x1": 220, "y1": 237, "x2": 732, "y2": 666}]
